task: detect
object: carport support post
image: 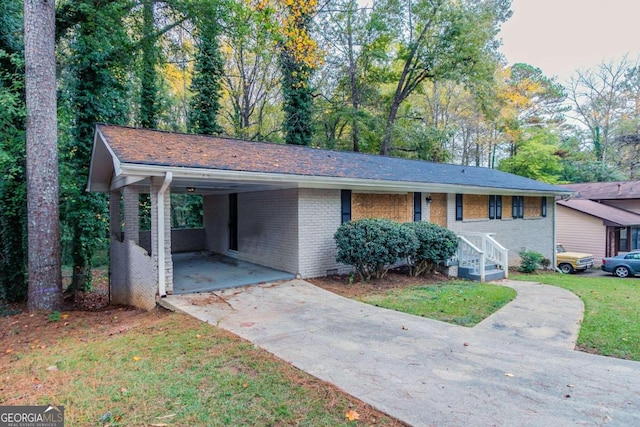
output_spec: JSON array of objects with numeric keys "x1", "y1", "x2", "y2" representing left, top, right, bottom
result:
[
  {"x1": 151, "y1": 174, "x2": 173, "y2": 297},
  {"x1": 122, "y1": 186, "x2": 139, "y2": 245}
]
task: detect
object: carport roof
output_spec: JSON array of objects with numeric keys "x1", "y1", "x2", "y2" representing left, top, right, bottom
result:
[{"x1": 89, "y1": 123, "x2": 572, "y2": 196}]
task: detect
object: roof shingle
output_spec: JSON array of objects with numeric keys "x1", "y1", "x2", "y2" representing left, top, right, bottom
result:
[{"x1": 96, "y1": 124, "x2": 570, "y2": 193}]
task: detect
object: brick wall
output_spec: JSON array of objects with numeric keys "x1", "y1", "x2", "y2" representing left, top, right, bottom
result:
[
  {"x1": 150, "y1": 177, "x2": 173, "y2": 294},
  {"x1": 140, "y1": 228, "x2": 206, "y2": 254},
  {"x1": 298, "y1": 188, "x2": 347, "y2": 277},
  {"x1": 203, "y1": 194, "x2": 229, "y2": 253},
  {"x1": 447, "y1": 194, "x2": 555, "y2": 265},
  {"x1": 235, "y1": 189, "x2": 299, "y2": 274},
  {"x1": 110, "y1": 239, "x2": 157, "y2": 310}
]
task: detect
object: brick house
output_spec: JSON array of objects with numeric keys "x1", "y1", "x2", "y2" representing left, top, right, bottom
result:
[
  {"x1": 557, "y1": 181, "x2": 640, "y2": 263},
  {"x1": 88, "y1": 124, "x2": 571, "y2": 310}
]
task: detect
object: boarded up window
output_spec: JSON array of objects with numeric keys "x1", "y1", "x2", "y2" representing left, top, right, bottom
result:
[
  {"x1": 463, "y1": 194, "x2": 489, "y2": 220},
  {"x1": 351, "y1": 193, "x2": 412, "y2": 222},
  {"x1": 429, "y1": 193, "x2": 447, "y2": 226},
  {"x1": 524, "y1": 196, "x2": 542, "y2": 217},
  {"x1": 503, "y1": 196, "x2": 512, "y2": 219}
]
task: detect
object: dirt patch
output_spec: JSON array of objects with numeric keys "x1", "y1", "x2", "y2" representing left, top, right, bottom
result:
[{"x1": 308, "y1": 268, "x2": 452, "y2": 299}]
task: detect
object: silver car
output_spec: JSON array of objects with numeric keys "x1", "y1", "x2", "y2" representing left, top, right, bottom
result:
[{"x1": 601, "y1": 251, "x2": 640, "y2": 278}]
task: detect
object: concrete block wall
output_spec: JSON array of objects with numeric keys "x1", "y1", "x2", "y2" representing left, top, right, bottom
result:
[
  {"x1": 446, "y1": 194, "x2": 555, "y2": 265},
  {"x1": 297, "y1": 188, "x2": 346, "y2": 277},
  {"x1": 236, "y1": 189, "x2": 299, "y2": 274}
]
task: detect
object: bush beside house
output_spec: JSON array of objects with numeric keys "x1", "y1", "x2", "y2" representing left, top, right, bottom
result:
[{"x1": 334, "y1": 219, "x2": 458, "y2": 281}]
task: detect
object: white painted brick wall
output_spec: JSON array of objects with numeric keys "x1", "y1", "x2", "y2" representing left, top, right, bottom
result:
[
  {"x1": 123, "y1": 186, "x2": 139, "y2": 244},
  {"x1": 298, "y1": 189, "x2": 349, "y2": 277},
  {"x1": 446, "y1": 194, "x2": 555, "y2": 264},
  {"x1": 202, "y1": 194, "x2": 229, "y2": 253},
  {"x1": 150, "y1": 178, "x2": 173, "y2": 293},
  {"x1": 110, "y1": 239, "x2": 157, "y2": 310},
  {"x1": 235, "y1": 189, "x2": 299, "y2": 273}
]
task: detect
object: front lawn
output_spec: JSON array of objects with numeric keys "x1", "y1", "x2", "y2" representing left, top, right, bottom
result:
[
  {"x1": 0, "y1": 308, "x2": 402, "y2": 426},
  {"x1": 513, "y1": 273, "x2": 640, "y2": 360},
  {"x1": 358, "y1": 281, "x2": 516, "y2": 326}
]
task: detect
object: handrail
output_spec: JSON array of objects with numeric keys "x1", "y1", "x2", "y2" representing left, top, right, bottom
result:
[{"x1": 457, "y1": 233, "x2": 508, "y2": 281}]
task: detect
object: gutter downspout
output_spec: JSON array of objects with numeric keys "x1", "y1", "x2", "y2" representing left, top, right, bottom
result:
[{"x1": 157, "y1": 172, "x2": 172, "y2": 297}]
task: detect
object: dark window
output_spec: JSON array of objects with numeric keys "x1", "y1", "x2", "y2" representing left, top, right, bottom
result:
[
  {"x1": 512, "y1": 196, "x2": 524, "y2": 219},
  {"x1": 413, "y1": 192, "x2": 422, "y2": 222},
  {"x1": 455, "y1": 194, "x2": 463, "y2": 221},
  {"x1": 620, "y1": 227, "x2": 629, "y2": 252},
  {"x1": 541, "y1": 197, "x2": 547, "y2": 217},
  {"x1": 489, "y1": 195, "x2": 502, "y2": 220},
  {"x1": 341, "y1": 190, "x2": 352, "y2": 223}
]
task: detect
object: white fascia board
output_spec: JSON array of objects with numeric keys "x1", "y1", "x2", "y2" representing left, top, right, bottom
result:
[
  {"x1": 87, "y1": 128, "x2": 123, "y2": 192},
  {"x1": 119, "y1": 163, "x2": 570, "y2": 196}
]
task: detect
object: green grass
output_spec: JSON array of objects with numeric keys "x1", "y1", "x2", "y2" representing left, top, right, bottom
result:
[
  {"x1": 513, "y1": 273, "x2": 640, "y2": 360},
  {"x1": 1, "y1": 312, "x2": 395, "y2": 426},
  {"x1": 359, "y1": 281, "x2": 516, "y2": 326}
]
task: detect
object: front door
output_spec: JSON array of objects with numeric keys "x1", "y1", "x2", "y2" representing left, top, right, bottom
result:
[{"x1": 229, "y1": 193, "x2": 238, "y2": 251}]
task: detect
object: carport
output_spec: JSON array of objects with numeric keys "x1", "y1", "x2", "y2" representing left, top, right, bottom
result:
[{"x1": 172, "y1": 252, "x2": 294, "y2": 294}]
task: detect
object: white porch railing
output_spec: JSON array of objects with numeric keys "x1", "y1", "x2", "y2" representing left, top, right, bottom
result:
[{"x1": 456, "y1": 233, "x2": 509, "y2": 281}]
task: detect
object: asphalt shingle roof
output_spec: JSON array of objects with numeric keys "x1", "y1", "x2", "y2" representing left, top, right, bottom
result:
[
  {"x1": 559, "y1": 181, "x2": 640, "y2": 200},
  {"x1": 96, "y1": 124, "x2": 570, "y2": 193},
  {"x1": 557, "y1": 199, "x2": 640, "y2": 226}
]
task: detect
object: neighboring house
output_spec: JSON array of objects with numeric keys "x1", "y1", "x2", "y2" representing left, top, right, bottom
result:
[
  {"x1": 557, "y1": 182, "x2": 640, "y2": 263},
  {"x1": 88, "y1": 124, "x2": 571, "y2": 310}
]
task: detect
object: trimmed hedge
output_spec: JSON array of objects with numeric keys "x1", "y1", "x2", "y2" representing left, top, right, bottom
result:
[
  {"x1": 404, "y1": 221, "x2": 458, "y2": 276},
  {"x1": 334, "y1": 219, "x2": 459, "y2": 281},
  {"x1": 334, "y1": 218, "x2": 418, "y2": 281}
]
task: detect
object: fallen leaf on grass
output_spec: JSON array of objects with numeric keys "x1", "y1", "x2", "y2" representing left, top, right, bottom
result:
[
  {"x1": 5, "y1": 349, "x2": 12, "y2": 354},
  {"x1": 133, "y1": 356, "x2": 141, "y2": 362},
  {"x1": 149, "y1": 424, "x2": 168, "y2": 426},
  {"x1": 345, "y1": 409, "x2": 360, "y2": 421},
  {"x1": 46, "y1": 365, "x2": 58, "y2": 372}
]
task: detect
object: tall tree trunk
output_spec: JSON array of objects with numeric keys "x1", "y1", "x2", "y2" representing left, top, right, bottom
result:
[{"x1": 24, "y1": 0, "x2": 62, "y2": 311}]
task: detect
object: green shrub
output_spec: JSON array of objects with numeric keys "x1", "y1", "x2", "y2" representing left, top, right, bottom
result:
[
  {"x1": 518, "y1": 250, "x2": 544, "y2": 273},
  {"x1": 334, "y1": 218, "x2": 418, "y2": 281},
  {"x1": 405, "y1": 222, "x2": 458, "y2": 276}
]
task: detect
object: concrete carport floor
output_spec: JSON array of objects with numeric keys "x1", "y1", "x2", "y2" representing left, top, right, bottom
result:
[
  {"x1": 171, "y1": 251, "x2": 295, "y2": 294},
  {"x1": 161, "y1": 280, "x2": 640, "y2": 427}
]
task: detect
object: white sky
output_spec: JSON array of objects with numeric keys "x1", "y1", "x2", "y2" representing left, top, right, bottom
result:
[{"x1": 499, "y1": 0, "x2": 640, "y2": 82}]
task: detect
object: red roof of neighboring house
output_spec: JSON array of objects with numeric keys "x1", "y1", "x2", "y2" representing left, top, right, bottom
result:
[
  {"x1": 559, "y1": 181, "x2": 640, "y2": 200},
  {"x1": 557, "y1": 199, "x2": 640, "y2": 226}
]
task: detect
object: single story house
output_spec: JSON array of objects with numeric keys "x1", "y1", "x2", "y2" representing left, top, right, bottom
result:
[
  {"x1": 557, "y1": 181, "x2": 640, "y2": 263},
  {"x1": 88, "y1": 124, "x2": 571, "y2": 310}
]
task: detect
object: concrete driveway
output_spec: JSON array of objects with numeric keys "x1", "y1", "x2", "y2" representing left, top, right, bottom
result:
[{"x1": 162, "y1": 280, "x2": 640, "y2": 427}]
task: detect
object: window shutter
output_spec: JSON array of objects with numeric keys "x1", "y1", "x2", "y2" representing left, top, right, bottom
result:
[
  {"x1": 341, "y1": 190, "x2": 351, "y2": 223},
  {"x1": 413, "y1": 192, "x2": 422, "y2": 222},
  {"x1": 455, "y1": 194, "x2": 463, "y2": 221},
  {"x1": 541, "y1": 197, "x2": 547, "y2": 217}
]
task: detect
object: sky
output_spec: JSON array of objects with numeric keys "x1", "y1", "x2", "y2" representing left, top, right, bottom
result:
[{"x1": 498, "y1": 0, "x2": 640, "y2": 82}]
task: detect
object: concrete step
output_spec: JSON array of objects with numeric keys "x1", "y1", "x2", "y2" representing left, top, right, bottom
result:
[{"x1": 467, "y1": 268, "x2": 505, "y2": 282}]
